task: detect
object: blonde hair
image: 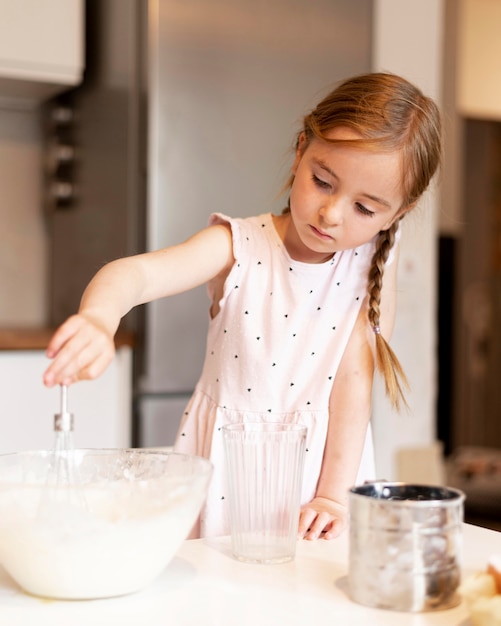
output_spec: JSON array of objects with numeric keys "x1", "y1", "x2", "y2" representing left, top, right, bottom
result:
[{"x1": 287, "y1": 72, "x2": 442, "y2": 410}]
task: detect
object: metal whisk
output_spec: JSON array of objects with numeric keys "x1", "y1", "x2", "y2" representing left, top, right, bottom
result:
[
  {"x1": 40, "y1": 384, "x2": 87, "y2": 511},
  {"x1": 53, "y1": 384, "x2": 78, "y2": 484}
]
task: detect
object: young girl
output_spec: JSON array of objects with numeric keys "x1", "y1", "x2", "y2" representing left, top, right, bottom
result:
[{"x1": 43, "y1": 72, "x2": 442, "y2": 541}]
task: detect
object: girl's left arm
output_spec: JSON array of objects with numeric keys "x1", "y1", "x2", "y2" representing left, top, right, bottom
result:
[{"x1": 298, "y1": 245, "x2": 400, "y2": 540}]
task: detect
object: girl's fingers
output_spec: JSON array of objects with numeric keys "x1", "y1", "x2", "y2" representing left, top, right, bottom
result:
[
  {"x1": 322, "y1": 516, "x2": 346, "y2": 540},
  {"x1": 45, "y1": 315, "x2": 87, "y2": 358},
  {"x1": 303, "y1": 510, "x2": 334, "y2": 541},
  {"x1": 44, "y1": 334, "x2": 92, "y2": 386},
  {"x1": 52, "y1": 340, "x2": 112, "y2": 385},
  {"x1": 298, "y1": 508, "x2": 317, "y2": 539},
  {"x1": 45, "y1": 349, "x2": 110, "y2": 387},
  {"x1": 298, "y1": 497, "x2": 349, "y2": 540},
  {"x1": 43, "y1": 317, "x2": 114, "y2": 387},
  {"x1": 77, "y1": 349, "x2": 114, "y2": 382}
]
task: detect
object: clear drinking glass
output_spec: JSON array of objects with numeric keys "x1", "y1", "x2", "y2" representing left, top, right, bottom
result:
[{"x1": 222, "y1": 422, "x2": 307, "y2": 564}]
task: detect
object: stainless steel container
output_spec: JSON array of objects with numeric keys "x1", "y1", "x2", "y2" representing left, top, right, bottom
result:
[{"x1": 348, "y1": 482, "x2": 465, "y2": 612}]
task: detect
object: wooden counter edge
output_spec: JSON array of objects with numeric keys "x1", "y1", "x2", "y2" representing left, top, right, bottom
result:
[{"x1": 0, "y1": 329, "x2": 135, "y2": 351}]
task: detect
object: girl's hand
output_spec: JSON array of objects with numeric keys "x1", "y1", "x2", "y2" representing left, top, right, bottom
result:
[
  {"x1": 43, "y1": 314, "x2": 116, "y2": 387},
  {"x1": 298, "y1": 496, "x2": 348, "y2": 540}
]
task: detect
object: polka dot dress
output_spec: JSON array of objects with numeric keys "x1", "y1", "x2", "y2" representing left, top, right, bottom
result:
[{"x1": 174, "y1": 212, "x2": 393, "y2": 537}]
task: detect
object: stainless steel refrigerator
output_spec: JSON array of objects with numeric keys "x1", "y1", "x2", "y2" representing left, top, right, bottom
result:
[{"x1": 46, "y1": 0, "x2": 372, "y2": 446}]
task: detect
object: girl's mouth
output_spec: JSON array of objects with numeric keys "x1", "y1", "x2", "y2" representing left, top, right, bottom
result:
[{"x1": 309, "y1": 225, "x2": 333, "y2": 241}]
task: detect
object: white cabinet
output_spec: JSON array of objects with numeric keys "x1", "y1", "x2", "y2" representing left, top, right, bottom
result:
[
  {"x1": 0, "y1": 0, "x2": 84, "y2": 106},
  {"x1": 0, "y1": 348, "x2": 132, "y2": 454}
]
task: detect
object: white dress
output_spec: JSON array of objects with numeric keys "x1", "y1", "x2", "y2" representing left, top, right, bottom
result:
[{"x1": 174, "y1": 212, "x2": 391, "y2": 537}]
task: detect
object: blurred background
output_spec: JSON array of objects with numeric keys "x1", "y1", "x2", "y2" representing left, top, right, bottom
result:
[{"x1": 1, "y1": 0, "x2": 500, "y2": 529}]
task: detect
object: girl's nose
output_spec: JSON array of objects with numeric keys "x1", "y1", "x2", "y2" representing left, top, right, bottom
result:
[{"x1": 319, "y1": 196, "x2": 344, "y2": 226}]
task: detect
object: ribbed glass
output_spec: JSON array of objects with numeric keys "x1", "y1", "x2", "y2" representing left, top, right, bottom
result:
[{"x1": 222, "y1": 422, "x2": 307, "y2": 564}]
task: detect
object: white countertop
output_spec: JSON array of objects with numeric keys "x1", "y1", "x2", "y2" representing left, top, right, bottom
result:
[{"x1": 0, "y1": 523, "x2": 498, "y2": 625}]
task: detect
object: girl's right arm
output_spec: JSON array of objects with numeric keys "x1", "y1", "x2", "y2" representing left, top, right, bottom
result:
[{"x1": 43, "y1": 223, "x2": 234, "y2": 387}]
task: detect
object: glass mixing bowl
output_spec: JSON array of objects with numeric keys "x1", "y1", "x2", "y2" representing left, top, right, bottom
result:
[{"x1": 0, "y1": 449, "x2": 213, "y2": 600}]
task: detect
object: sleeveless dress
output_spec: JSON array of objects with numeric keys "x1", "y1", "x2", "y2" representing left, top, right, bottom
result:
[{"x1": 174, "y1": 212, "x2": 391, "y2": 538}]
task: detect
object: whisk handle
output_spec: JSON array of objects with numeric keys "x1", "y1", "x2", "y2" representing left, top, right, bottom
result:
[
  {"x1": 54, "y1": 411, "x2": 74, "y2": 432},
  {"x1": 54, "y1": 384, "x2": 74, "y2": 432}
]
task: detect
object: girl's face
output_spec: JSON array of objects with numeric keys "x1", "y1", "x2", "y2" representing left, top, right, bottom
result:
[{"x1": 286, "y1": 127, "x2": 408, "y2": 263}]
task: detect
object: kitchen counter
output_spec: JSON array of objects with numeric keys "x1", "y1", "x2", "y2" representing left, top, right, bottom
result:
[{"x1": 0, "y1": 523, "x2": 497, "y2": 625}]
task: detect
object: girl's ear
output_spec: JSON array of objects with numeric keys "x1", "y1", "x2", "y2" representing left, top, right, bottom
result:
[
  {"x1": 381, "y1": 202, "x2": 416, "y2": 231},
  {"x1": 292, "y1": 132, "x2": 307, "y2": 175}
]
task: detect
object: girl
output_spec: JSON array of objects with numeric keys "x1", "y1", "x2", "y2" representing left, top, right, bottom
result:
[{"x1": 43, "y1": 72, "x2": 442, "y2": 540}]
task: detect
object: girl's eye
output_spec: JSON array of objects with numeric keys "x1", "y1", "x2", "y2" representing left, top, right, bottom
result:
[
  {"x1": 312, "y1": 174, "x2": 331, "y2": 190},
  {"x1": 355, "y1": 202, "x2": 375, "y2": 217}
]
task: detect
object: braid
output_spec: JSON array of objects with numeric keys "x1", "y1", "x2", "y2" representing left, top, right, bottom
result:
[{"x1": 367, "y1": 222, "x2": 409, "y2": 411}]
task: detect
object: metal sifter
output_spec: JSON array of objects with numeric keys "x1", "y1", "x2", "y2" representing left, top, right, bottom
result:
[{"x1": 348, "y1": 481, "x2": 465, "y2": 612}]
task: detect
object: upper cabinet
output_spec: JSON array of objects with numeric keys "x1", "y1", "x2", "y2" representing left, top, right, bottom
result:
[
  {"x1": 457, "y1": 0, "x2": 501, "y2": 120},
  {"x1": 0, "y1": 0, "x2": 84, "y2": 107}
]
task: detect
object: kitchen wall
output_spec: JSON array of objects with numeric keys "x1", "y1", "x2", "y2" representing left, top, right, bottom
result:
[{"x1": 0, "y1": 106, "x2": 48, "y2": 326}]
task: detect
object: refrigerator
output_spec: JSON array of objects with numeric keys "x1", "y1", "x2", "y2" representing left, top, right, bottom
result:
[{"x1": 46, "y1": 0, "x2": 373, "y2": 447}]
